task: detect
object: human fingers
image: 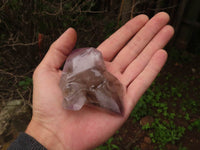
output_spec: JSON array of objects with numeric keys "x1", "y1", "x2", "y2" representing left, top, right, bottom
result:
[
  {"x1": 97, "y1": 14, "x2": 149, "y2": 61},
  {"x1": 113, "y1": 12, "x2": 169, "y2": 72},
  {"x1": 124, "y1": 50, "x2": 167, "y2": 113},
  {"x1": 122, "y1": 25, "x2": 174, "y2": 86},
  {"x1": 40, "y1": 28, "x2": 77, "y2": 70}
]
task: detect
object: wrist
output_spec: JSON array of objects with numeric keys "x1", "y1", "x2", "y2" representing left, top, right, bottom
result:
[{"x1": 25, "y1": 119, "x2": 64, "y2": 150}]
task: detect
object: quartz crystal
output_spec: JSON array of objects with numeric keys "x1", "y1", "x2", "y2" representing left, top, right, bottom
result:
[{"x1": 60, "y1": 47, "x2": 124, "y2": 114}]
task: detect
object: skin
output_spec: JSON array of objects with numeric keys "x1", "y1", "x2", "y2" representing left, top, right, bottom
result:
[{"x1": 26, "y1": 12, "x2": 174, "y2": 150}]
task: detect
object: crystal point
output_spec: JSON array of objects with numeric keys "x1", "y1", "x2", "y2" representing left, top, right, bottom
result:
[{"x1": 60, "y1": 47, "x2": 124, "y2": 114}]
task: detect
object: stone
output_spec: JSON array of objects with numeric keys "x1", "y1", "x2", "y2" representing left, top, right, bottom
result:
[
  {"x1": 166, "y1": 144, "x2": 178, "y2": 150},
  {"x1": 0, "y1": 99, "x2": 31, "y2": 144},
  {"x1": 0, "y1": 100, "x2": 23, "y2": 135},
  {"x1": 140, "y1": 142, "x2": 154, "y2": 150},
  {"x1": 140, "y1": 116, "x2": 154, "y2": 126},
  {"x1": 60, "y1": 47, "x2": 124, "y2": 114},
  {"x1": 144, "y1": 136, "x2": 151, "y2": 144}
]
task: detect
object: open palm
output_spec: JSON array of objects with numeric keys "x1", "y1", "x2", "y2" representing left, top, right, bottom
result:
[{"x1": 26, "y1": 12, "x2": 174, "y2": 150}]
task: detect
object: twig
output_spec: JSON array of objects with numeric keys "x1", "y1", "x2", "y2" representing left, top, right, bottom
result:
[
  {"x1": 182, "y1": 19, "x2": 200, "y2": 28},
  {"x1": 27, "y1": 87, "x2": 33, "y2": 108},
  {"x1": 0, "y1": 0, "x2": 8, "y2": 11},
  {"x1": 79, "y1": 10, "x2": 106, "y2": 14},
  {"x1": 0, "y1": 69, "x2": 29, "y2": 85},
  {"x1": 131, "y1": 0, "x2": 136, "y2": 18},
  {"x1": 0, "y1": 69, "x2": 18, "y2": 84},
  {"x1": 33, "y1": 0, "x2": 63, "y2": 16},
  {"x1": 148, "y1": 4, "x2": 178, "y2": 11},
  {"x1": 0, "y1": 69, "x2": 33, "y2": 78},
  {"x1": 0, "y1": 41, "x2": 38, "y2": 49},
  {"x1": 118, "y1": 0, "x2": 125, "y2": 25},
  {"x1": 22, "y1": 69, "x2": 35, "y2": 76},
  {"x1": 60, "y1": 0, "x2": 63, "y2": 15},
  {"x1": 16, "y1": 89, "x2": 26, "y2": 103}
]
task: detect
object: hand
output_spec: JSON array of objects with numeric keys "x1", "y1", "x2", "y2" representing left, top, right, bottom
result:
[{"x1": 26, "y1": 12, "x2": 174, "y2": 150}]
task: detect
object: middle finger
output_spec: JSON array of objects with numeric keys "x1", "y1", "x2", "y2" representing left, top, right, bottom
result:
[{"x1": 112, "y1": 12, "x2": 170, "y2": 72}]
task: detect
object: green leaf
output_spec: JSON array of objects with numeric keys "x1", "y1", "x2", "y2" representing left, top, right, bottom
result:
[{"x1": 111, "y1": 144, "x2": 119, "y2": 149}]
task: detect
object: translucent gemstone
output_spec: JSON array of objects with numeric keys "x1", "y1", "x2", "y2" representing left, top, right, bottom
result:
[{"x1": 60, "y1": 47, "x2": 124, "y2": 114}]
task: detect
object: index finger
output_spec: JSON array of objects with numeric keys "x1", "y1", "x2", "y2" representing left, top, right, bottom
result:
[{"x1": 97, "y1": 14, "x2": 149, "y2": 61}]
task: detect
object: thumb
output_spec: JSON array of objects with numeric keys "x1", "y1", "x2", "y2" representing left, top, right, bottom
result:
[{"x1": 40, "y1": 28, "x2": 77, "y2": 69}]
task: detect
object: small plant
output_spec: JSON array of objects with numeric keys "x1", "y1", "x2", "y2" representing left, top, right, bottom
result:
[
  {"x1": 179, "y1": 145, "x2": 188, "y2": 150},
  {"x1": 184, "y1": 113, "x2": 190, "y2": 121},
  {"x1": 96, "y1": 137, "x2": 119, "y2": 150},
  {"x1": 134, "y1": 146, "x2": 141, "y2": 150},
  {"x1": 149, "y1": 119, "x2": 185, "y2": 149},
  {"x1": 130, "y1": 97, "x2": 148, "y2": 121},
  {"x1": 142, "y1": 123, "x2": 151, "y2": 130},
  {"x1": 188, "y1": 119, "x2": 200, "y2": 132},
  {"x1": 168, "y1": 113, "x2": 176, "y2": 120},
  {"x1": 171, "y1": 87, "x2": 182, "y2": 98},
  {"x1": 130, "y1": 88, "x2": 155, "y2": 121},
  {"x1": 18, "y1": 77, "x2": 32, "y2": 90}
]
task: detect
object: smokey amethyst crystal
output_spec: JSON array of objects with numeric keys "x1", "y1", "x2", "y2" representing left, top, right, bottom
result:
[{"x1": 60, "y1": 47, "x2": 124, "y2": 114}]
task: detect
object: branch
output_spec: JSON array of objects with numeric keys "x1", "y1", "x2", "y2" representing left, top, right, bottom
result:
[
  {"x1": 80, "y1": 10, "x2": 106, "y2": 14},
  {"x1": 0, "y1": 41, "x2": 38, "y2": 49},
  {"x1": 0, "y1": 0, "x2": 8, "y2": 11}
]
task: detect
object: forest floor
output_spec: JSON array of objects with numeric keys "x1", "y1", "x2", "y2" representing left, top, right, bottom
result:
[{"x1": 1, "y1": 1, "x2": 200, "y2": 149}]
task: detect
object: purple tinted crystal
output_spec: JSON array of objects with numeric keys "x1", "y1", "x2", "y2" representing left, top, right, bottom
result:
[{"x1": 60, "y1": 47, "x2": 123, "y2": 114}]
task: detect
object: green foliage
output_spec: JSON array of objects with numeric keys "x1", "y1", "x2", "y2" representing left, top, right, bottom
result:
[
  {"x1": 168, "y1": 113, "x2": 176, "y2": 120},
  {"x1": 188, "y1": 119, "x2": 200, "y2": 132},
  {"x1": 181, "y1": 99, "x2": 199, "y2": 114},
  {"x1": 18, "y1": 77, "x2": 32, "y2": 90},
  {"x1": 184, "y1": 113, "x2": 190, "y2": 121},
  {"x1": 129, "y1": 70, "x2": 200, "y2": 148},
  {"x1": 171, "y1": 87, "x2": 182, "y2": 98},
  {"x1": 179, "y1": 145, "x2": 188, "y2": 150},
  {"x1": 130, "y1": 88, "x2": 155, "y2": 121},
  {"x1": 134, "y1": 146, "x2": 141, "y2": 150},
  {"x1": 96, "y1": 137, "x2": 119, "y2": 150},
  {"x1": 149, "y1": 119, "x2": 185, "y2": 149},
  {"x1": 142, "y1": 123, "x2": 151, "y2": 130},
  {"x1": 130, "y1": 97, "x2": 148, "y2": 121}
]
